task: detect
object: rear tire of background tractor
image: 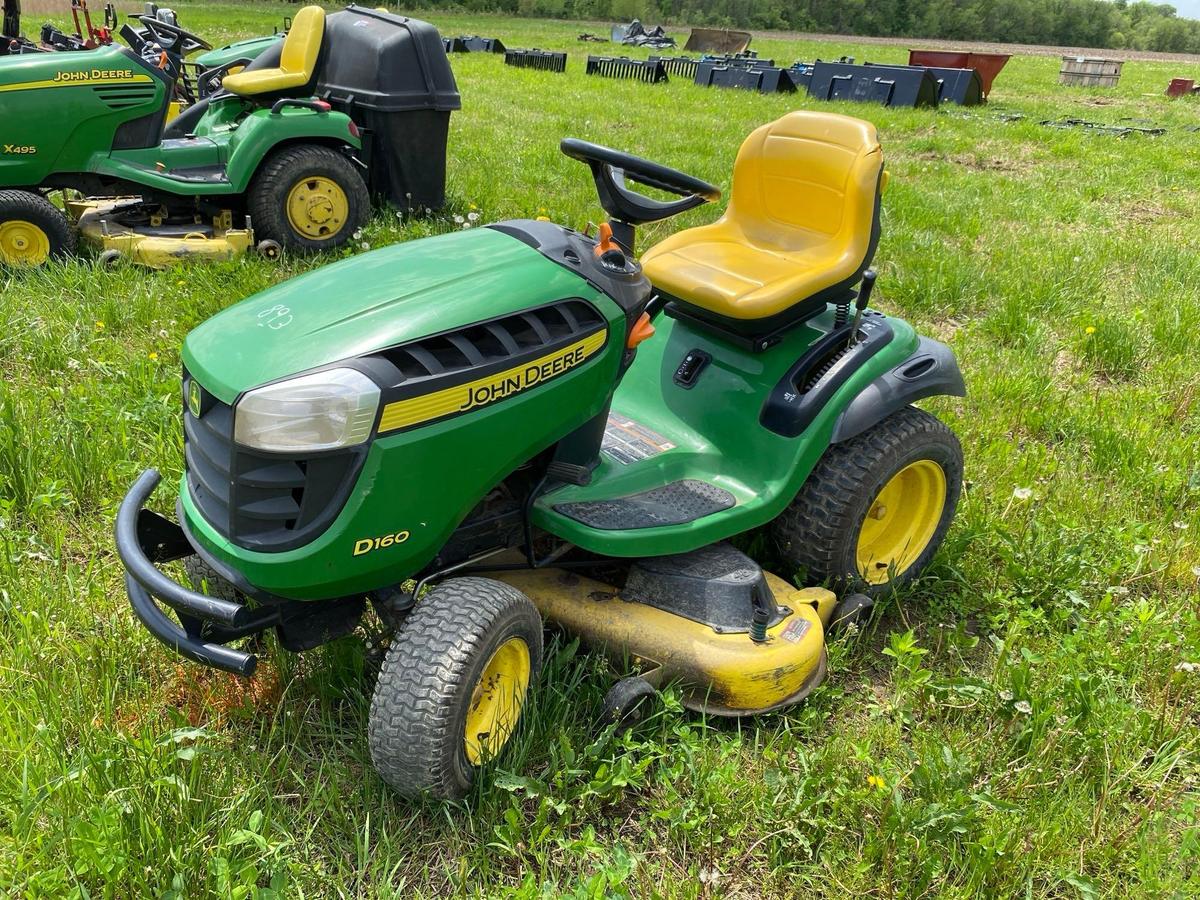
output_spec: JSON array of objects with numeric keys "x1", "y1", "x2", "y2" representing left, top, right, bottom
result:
[
  {"x1": 248, "y1": 145, "x2": 370, "y2": 253},
  {"x1": 368, "y1": 577, "x2": 543, "y2": 800},
  {"x1": 0, "y1": 190, "x2": 75, "y2": 266},
  {"x1": 771, "y1": 406, "x2": 963, "y2": 596}
]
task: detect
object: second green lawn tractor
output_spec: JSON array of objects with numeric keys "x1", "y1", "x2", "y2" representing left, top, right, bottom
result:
[
  {"x1": 0, "y1": 5, "x2": 459, "y2": 267},
  {"x1": 117, "y1": 111, "x2": 965, "y2": 799}
]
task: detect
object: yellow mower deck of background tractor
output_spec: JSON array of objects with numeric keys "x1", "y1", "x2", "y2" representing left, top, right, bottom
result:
[{"x1": 68, "y1": 198, "x2": 256, "y2": 267}]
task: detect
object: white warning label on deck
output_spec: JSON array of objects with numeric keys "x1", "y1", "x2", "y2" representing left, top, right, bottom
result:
[{"x1": 601, "y1": 413, "x2": 676, "y2": 465}]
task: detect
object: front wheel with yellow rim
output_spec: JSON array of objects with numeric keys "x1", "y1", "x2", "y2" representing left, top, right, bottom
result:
[
  {"x1": 368, "y1": 577, "x2": 543, "y2": 799},
  {"x1": 248, "y1": 144, "x2": 370, "y2": 253},
  {"x1": 0, "y1": 190, "x2": 76, "y2": 267},
  {"x1": 771, "y1": 406, "x2": 963, "y2": 596}
]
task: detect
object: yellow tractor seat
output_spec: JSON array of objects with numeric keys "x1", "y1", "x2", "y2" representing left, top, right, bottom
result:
[
  {"x1": 641, "y1": 112, "x2": 885, "y2": 327},
  {"x1": 222, "y1": 6, "x2": 326, "y2": 98}
]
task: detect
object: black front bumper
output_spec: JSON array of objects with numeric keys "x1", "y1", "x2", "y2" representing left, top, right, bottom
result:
[{"x1": 116, "y1": 469, "x2": 280, "y2": 676}]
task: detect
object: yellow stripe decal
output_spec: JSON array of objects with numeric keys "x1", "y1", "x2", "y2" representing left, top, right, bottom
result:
[
  {"x1": 0, "y1": 74, "x2": 155, "y2": 93},
  {"x1": 379, "y1": 330, "x2": 608, "y2": 433}
]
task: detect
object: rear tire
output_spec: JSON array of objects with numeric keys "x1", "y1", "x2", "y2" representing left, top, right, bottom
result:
[
  {"x1": 0, "y1": 190, "x2": 75, "y2": 266},
  {"x1": 368, "y1": 577, "x2": 543, "y2": 800},
  {"x1": 771, "y1": 406, "x2": 962, "y2": 596},
  {"x1": 248, "y1": 145, "x2": 369, "y2": 253}
]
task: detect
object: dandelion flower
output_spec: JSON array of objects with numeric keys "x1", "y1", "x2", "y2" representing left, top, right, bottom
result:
[
  {"x1": 867, "y1": 774, "x2": 886, "y2": 790},
  {"x1": 94, "y1": 320, "x2": 105, "y2": 330},
  {"x1": 148, "y1": 352, "x2": 158, "y2": 361},
  {"x1": 1084, "y1": 326, "x2": 1096, "y2": 335}
]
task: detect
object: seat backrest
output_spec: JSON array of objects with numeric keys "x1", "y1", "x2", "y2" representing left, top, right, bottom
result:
[
  {"x1": 724, "y1": 112, "x2": 883, "y2": 254},
  {"x1": 279, "y1": 5, "x2": 325, "y2": 77}
]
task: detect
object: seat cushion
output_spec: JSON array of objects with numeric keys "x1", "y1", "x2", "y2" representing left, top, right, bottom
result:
[
  {"x1": 640, "y1": 111, "x2": 882, "y2": 322},
  {"x1": 643, "y1": 221, "x2": 863, "y2": 320},
  {"x1": 223, "y1": 6, "x2": 324, "y2": 98}
]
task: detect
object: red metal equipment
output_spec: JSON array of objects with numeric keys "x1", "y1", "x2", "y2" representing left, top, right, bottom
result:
[
  {"x1": 1166, "y1": 78, "x2": 1196, "y2": 97},
  {"x1": 908, "y1": 49, "x2": 1011, "y2": 99}
]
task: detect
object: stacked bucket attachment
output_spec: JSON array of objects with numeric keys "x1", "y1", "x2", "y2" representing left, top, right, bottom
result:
[
  {"x1": 585, "y1": 55, "x2": 668, "y2": 83},
  {"x1": 444, "y1": 35, "x2": 505, "y2": 53},
  {"x1": 807, "y1": 61, "x2": 941, "y2": 108},
  {"x1": 504, "y1": 48, "x2": 567, "y2": 73}
]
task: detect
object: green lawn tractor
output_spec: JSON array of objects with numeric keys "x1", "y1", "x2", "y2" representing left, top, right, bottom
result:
[
  {"x1": 0, "y1": 5, "x2": 459, "y2": 267},
  {"x1": 116, "y1": 111, "x2": 966, "y2": 799}
]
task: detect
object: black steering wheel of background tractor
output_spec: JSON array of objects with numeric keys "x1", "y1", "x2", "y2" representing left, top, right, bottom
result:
[
  {"x1": 135, "y1": 15, "x2": 212, "y2": 55},
  {"x1": 560, "y1": 138, "x2": 721, "y2": 228}
]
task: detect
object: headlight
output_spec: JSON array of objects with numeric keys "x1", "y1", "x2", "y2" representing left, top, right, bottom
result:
[{"x1": 234, "y1": 368, "x2": 380, "y2": 453}]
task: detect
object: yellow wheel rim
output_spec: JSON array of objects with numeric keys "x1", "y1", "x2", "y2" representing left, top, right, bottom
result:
[
  {"x1": 0, "y1": 219, "x2": 51, "y2": 265},
  {"x1": 856, "y1": 460, "x2": 947, "y2": 585},
  {"x1": 464, "y1": 637, "x2": 531, "y2": 765},
  {"x1": 285, "y1": 176, "x2": 350, "y2": 240}
]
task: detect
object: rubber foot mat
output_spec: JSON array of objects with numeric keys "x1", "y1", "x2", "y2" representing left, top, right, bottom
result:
[{"x1": 553, "y1": 479, "x2": 735, "y2": 530}]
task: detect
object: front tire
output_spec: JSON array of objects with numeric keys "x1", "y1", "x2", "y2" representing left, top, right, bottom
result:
[
  {"x1": 0, "y1": 190, "x2": 75, "y2": 266},
  {"x1": 368, "y1": 577, "x2": 543, "y2": 800},
  {"x1": 772, "y1": 406, "x2": 963, "y2": 595},
  {"x1": 248, "y1": 145, "x2": 369, "y2": 253}
]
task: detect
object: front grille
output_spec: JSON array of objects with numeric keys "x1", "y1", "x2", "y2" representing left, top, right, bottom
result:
[{"x1": 182, "y1": 373, "x2": 366, "y2": 553}]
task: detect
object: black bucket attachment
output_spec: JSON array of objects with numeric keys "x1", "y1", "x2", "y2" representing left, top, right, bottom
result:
[
  {"x1": 920, "y1": 65, "x2": 983, "y2": 105},
  {"x1": 585, "y1": 55, "x2": 668, "y2": 83},
  {"x1": 647, "y1": 55, "x2": 699, "y2": 79},
  {"x1": 446, "y1": 35, "x2": 505, "y2": 53},
  {"x1": 316, "y1": 7, "x2": 461, "y2": 211},
  {"x1": 697, "y1": 63, "x2": 797, "y2": 94},
  {"x1": 504, "y1": 48, "x2": 567, "y2": 73},
  {"x1": 808, "y1": 61, "x2": 940, "y2": 108}
]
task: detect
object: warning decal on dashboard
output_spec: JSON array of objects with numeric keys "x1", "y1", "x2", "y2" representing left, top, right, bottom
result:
[{"x1": 601, "y1": 413, "x2": 676, "y2": 465}]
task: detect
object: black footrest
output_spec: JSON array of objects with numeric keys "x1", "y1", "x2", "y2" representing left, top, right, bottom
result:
[{"x1": 554, "y1": 479, "x2": 734, "y2": 530}]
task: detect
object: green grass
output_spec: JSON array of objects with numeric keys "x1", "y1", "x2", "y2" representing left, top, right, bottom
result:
[{"x1": 3, "y1": 2, "x2": 1200, "y2": 896}]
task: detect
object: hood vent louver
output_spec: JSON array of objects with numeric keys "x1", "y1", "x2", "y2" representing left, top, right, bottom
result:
[{"x1": 380, "y1": 299, "x2": 605, "y2": 382}]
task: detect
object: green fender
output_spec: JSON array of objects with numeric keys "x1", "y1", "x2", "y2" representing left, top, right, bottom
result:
[{"x1": 221, "y1": 106, "x2": 362, "y2": 193}]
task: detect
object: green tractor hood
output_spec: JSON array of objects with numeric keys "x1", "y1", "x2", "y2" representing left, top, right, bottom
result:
[{"x1": 182, "y1": 227, "x2": 598, "y2": 403}]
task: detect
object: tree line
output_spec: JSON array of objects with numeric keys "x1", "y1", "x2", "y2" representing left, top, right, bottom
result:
[{"x1": 411, "y1": 0, "x2": 1200, "y2": 54}]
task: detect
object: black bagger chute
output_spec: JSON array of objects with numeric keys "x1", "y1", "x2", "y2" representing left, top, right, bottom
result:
[
  {"x1": 3, "y1": 0, "x2": 19, "y2": 39},
  {"x1": 808, "y1": 61, "x2": 939, "y2": 108},
  {"x1": 316, "y1": 6, "x2": 461, "y2": 211}
]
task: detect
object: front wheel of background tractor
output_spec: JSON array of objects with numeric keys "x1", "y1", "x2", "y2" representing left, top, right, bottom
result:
[
  {"x1": 368, "y1": 577, "x2": 543, "y2": 800},
  {"x1": 771, "y1": 406, "x2": 963, "y2": 596},
  {"x1": 0, "y1": 190, "x2": 75, "y2": 266},
  {"x1": 248, "y1": 145, "x2": 370, "y2": 253}
]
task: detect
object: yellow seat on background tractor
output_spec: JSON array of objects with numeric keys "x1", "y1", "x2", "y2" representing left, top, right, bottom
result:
[
  {"x1": 222, "y1": 6, "x2": 325, "y2": 97},
  {"x1": 641, "y1": 112, "x2": 885, "y2": 322}
]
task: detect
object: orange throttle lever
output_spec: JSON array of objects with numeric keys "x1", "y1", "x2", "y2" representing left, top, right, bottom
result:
[{"x1": 626, "y1": 311, "x2": 655, "y2": 350}]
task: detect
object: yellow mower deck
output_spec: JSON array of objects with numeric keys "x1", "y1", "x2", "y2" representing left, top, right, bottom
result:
[
  {"x1": 491, "y1": 568, "x2": 837, "y2": 716},
  {"x1": 68, "y1": 199, "x2": 254, "y2": 268}
]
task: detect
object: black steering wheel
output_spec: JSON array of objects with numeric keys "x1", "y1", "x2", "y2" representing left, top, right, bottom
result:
[
  {"x1": 135, "y1": 15, "x2": 212, "y2": 55},
  {"x1": 560, "y1": 139, "x2": 720, "y2": 228}
]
